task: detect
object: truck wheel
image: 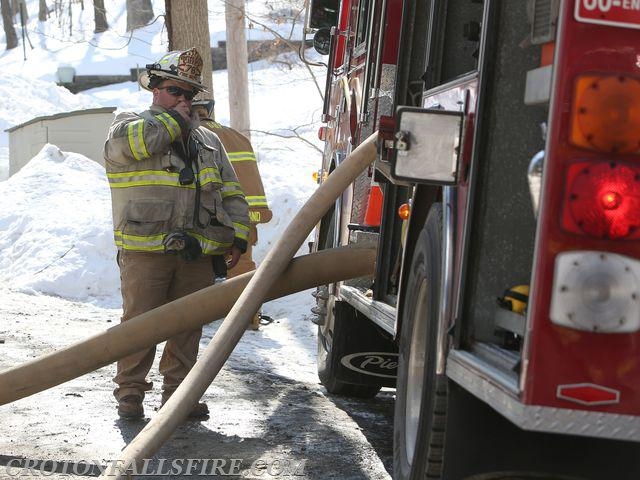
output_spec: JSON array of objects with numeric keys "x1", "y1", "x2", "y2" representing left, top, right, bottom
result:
[
  {"x1": 315, "y1": 203, "x2": 381, "y2": 399},
  {"x1": 394, "y1": 203, "x2": 446, "y2": 479},
  {"x1": 317, "y1": 300, "x2": 381, "y2": 398}
]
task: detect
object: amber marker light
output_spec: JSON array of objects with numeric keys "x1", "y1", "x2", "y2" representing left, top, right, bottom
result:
[
  {"x1": 570, "y1": 73, "x2": 640, "y2": 154},
  {"x1": 312, "y1": 170, "x2": 328, "y2": 183},
  {"x1": 398, "y1": 203, "x2": 411, "y2": 220}
]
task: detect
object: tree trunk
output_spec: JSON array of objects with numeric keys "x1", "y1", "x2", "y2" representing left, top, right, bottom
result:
[
  {"x1": 93, "y1": 0, "x2": 108, "y2": 33},
  {"x1": 126, "y1": 0, "x2": 153, "y2": 31},
  {"x1": 165, "y1": 0, "x2": 213, "y2": 97},
  {"x1": 17, "y1": 0, "x2": 25, "y2": 26},
  {"x1": 1, "y1": 0, "x2": 17, "y2": 49},
  {"x1": 225, "y1": 0, "x2": 251, "y2": 138},
  {"x1": 38, "y1": 0, "x2": 46, "y2": 21}
]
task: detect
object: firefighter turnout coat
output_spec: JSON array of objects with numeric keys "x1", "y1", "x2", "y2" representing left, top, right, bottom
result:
[
  {"x1": 103, "y1": 105, "x2": 250, "y2": 256},
  {"x1": 200, "y1": 119, "x2": 272, "y2": 227}
]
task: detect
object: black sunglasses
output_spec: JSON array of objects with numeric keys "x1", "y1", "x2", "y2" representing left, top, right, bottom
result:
[{"x1": 157, "y1": 85, "x2": 197, "y2": 101}]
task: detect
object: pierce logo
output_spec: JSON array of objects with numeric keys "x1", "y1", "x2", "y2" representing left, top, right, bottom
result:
[{"x1": 341, "y1": 352, "x2": 398, "y2": 378}]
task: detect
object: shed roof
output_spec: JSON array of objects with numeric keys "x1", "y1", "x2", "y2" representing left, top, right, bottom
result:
[{"x1": 5, "y1": 107, "x2": 117, "y2": 133}]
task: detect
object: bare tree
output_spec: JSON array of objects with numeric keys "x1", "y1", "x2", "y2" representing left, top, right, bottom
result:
[
  {"x1": 165, "y1": 0, "x2": 213, "y2": 96},
  {"x1": 93, "y1": 0, "x2": 108, "y2": 33},
  {"x1": 240, "y1": 2, "x2": 324, "y2": 99},
  {"x1": 38, "y1": 0, "x2": 47, "y2": 21},
  {"x1": 1, "y1": 0, "x2": 17, "y2": 49},
  {"x1": 126, "y1": 0, "x2": 153, "y2": 31}
]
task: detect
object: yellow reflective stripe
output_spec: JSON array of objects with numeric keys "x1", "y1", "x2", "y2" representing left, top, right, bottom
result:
[
  {"x1": 249, "y1": 211, "x2": 261, "y2": 222},
  {"x1": 126, "y1": 124, "x2": 140, "y2": 161},
  {"x1": 117, "y1": 232, "x2": 165, "y2": 244},
  {"x1": 191, "y1": 232, "x2": 232, "y2": 255},
  {"x1": 246, "y1": 195, "x2": 268, "y2": 208},
  {"x1": 155, "y1": 112, "x2": 181, "y2": 141},
  {"x1": 221, "y1": 180, "x2": 243, "y2": 198},
  {"x1": 227, "y1": 151, "x2": 256, "y2": 162},
  {"x1": 222, "y1": 189, "x2": 243, "y2": 198},
  {"x1": 200, "y1": 177, "x2": 222, "y2": 188},
  {"x1": 107, "y1": 169, "x2": 177, "y2": 180},
  {"x1": 199, "y1": 166, "x2": 223, "y2": 187},
  {"x1": 107, "y1": 169, "x2": 195, "y2": 188},
  {"x1": 127, "y1": 120, "x2": 149, "y2": 161},
  {"x1": 233, "y1": 222, "x2": 250, "y2": 240},
  {"x1": 135, "y1": 120, "x2": 149, "y2": 159},
  {"x1": 114, "y1": 231, "x2": 165, "y2": 252},
  {"x1": 117, "y1": 243, "x2": 165, "y2": 252},
  {"x1": 111, "y1": 180, "x2": 195, "y2": 188},
  {"x1": 108, "y1": 169, "x2": 223, "y2": 189},
  {"x1": 114, "y1": 230, "x2": 234, "y2": 255}
]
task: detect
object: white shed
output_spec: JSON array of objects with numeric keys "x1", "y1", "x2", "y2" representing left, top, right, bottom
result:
[{"x1": 6, "y1": 107, "x2": 117, "y2": 176}]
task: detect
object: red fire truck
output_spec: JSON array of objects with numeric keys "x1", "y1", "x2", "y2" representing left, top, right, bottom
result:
[{"x1": 304, "y1": 0, "x2": 640, "y2": 478}]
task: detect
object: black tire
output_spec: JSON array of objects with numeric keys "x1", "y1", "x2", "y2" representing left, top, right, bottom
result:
[
  {"x1": 394, "y1": 203, "x2": 446, "y2": 480},
  {"x1": 317, "y1": 300, "x2": 381, "y2": 398},
  {"x1": 315, "y1": 201, "x2": 381, "y2": 399}
]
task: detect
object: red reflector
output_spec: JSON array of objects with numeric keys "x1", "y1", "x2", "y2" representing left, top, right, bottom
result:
[
  {"x1": 562, "y1": 161, "x2": 640, "y2": 239},
  {"x1": 557, "y1": 383, "x2": 620, "y2": 406},
  {"x1": 318, "y1": 126, "x2": 328, "y2": 141}
]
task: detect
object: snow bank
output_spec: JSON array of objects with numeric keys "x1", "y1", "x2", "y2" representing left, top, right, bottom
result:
[{"x1": 0, "y1": 144, "x2": 119, "y2": 306}]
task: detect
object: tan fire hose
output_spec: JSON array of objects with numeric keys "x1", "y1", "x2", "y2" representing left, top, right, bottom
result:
[
  {"x1": 0, "y1": 243, "x2": 375, "y2": 405},
  {"x1": 101, "y1": 132, "x2": 379, "y2": 479}
]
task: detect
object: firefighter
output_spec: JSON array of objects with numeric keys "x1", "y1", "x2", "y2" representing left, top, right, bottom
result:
[
  {"x1": 103, "y1": 48, "x2": 250, "y2": 420},
  {"x1": 192, "y1": 99, "x2": 273, "y2": 331}
]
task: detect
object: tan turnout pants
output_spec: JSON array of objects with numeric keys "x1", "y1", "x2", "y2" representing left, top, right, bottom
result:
[{"x1": 113, "y1": 251, "x2": 213, "y2": 402}]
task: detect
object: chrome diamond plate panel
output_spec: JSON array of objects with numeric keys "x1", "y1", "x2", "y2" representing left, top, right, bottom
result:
[{"x1": 447, "y1": 350, "x2": 640, "y2": 441}]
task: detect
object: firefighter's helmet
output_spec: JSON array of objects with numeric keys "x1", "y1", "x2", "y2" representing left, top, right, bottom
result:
[
  {"x1": 192, "y1": 99, "x2": 216, "y2": 119},
  {"x1": 138, "y1": 48, "x2": 209, "y2": 93},
  {"x1": 497, "y1": 285, "x2": 530, "y2": 315}
]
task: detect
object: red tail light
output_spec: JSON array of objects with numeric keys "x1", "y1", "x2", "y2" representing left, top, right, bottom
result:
[{"x1": 562, "y1": 161, "x2": 640, "y2": 239}]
